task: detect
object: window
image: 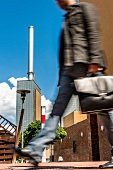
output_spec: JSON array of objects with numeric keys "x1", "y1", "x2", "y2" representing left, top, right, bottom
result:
[{"x1": 73, "y1": 141, "x2": 77, "y2": 153}]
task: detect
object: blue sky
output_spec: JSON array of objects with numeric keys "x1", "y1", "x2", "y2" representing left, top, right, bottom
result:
[
  {"x1": 0, "y1": 0, "x2": 65, "y2": 102},
  {"x1": 0, "y1": 0, "x2": 80, "y2": 102},
  {"x1": 0, "y1": 0, "x2": 80, "y2": 123}
]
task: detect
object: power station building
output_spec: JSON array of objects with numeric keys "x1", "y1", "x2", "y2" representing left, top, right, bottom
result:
[
  {"x1": 16, "y1": 80, "x2": 41, "y2": 131},
  {"x1": 16, "y1": 26, "x2": 41, "y2": 131}
]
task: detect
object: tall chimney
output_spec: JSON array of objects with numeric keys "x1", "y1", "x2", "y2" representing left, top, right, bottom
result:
[{"x1": 28, "y1": 26, "x2": 34, "y2": 80}]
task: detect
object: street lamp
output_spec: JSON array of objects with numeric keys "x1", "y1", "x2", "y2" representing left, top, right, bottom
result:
[
  {"x1": 17, "y1": 89, "x2": 30, "y2": 109},
  {"x1": 17, "y1": 90, "x2": 30, "y2": 148},
  {"x1": 13, "y1": 89, "x2": 30, "y2": 163}
]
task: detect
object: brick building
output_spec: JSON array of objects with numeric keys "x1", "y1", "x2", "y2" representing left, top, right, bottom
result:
[{"x1": 54, "y1": 113, "x2": 111, "y2": 161}]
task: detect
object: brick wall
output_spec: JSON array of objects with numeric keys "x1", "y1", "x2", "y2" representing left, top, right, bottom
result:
[
  {"x1": 97, "y1": 115, "x2": 111, "y2": 161},
  {"x1": 90, "y1": 114, "x2": 100, "y2": 161},
  {"x1": 54, "y1": 114, "x2": 111, "y2": 162},
  {"x1": 54, "y1": 117, "x2": 92, "y2": 162}
]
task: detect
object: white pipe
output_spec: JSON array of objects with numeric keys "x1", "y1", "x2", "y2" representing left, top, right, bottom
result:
[{"x1": 28, "y1": 26, "x2": 34, "y2": 80}]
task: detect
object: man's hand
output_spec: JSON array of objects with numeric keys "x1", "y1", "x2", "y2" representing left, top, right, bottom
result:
[{"x1": 88, "y1": 64, "x2": 103, "y2": 73}]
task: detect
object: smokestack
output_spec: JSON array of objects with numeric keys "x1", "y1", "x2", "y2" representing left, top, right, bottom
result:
[{"x1": 28, "y1": 26, "x2": 34, "y2": 80}]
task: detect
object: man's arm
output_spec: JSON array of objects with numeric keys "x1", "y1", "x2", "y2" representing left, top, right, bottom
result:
[
  {"x1": 82, "y1": 3, "x2": 102, "y2": 65},
  {"x1": 82, "y1": 3, "x2": 105, "y2": 73}
]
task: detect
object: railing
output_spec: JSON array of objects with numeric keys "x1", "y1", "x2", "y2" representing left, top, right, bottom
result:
[
  {"x1": 0, "y1": 115, "x2": 17, "y2": 163},
  {"x1": 0, "y1": 115, "x2": 17, "y2": 136}
]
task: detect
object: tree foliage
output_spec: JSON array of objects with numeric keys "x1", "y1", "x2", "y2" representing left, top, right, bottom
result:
[
  {"x1": 55, "y1": 126, "x2": 67, "y2": 140},
  {"x1": 18, "y1": 120, "x2": 67, "y2": 147},
  {"x1": 18, "y1": 120, "x2": 41, "y2": 147}
]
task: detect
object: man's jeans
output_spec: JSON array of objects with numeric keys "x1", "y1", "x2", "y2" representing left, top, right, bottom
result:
[
  {"x1": 24, "y1": 115, "x2": 60, "y2": 160},
  {"x1": 51, "y1": 64, "x2": 88, "y2": 116}
]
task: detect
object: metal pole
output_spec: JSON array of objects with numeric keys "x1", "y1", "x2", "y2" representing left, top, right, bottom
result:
[
  {"x1": 12, "y1": 108, "x2": 24, "y2": 163},
  {"x1": 21, "y1": 121, "x2": 24, "y2": 149}
]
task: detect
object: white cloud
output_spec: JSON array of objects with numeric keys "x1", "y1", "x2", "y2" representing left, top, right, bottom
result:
[
  {"x1": 0, "y1": 82, "x2": 16, "y2": 115},
  {"x1": 0, "y1": 77, "x2": 53, "y2": 124},
  {"x1": 9, "y1": 77, "x2": 28, "y2": 87},
  {"x1": 0, "y1": 77, "x2": 28, "y2": 124},
  {"x1": 41, "y1": 95, "x2": 53, "y2": 117}
]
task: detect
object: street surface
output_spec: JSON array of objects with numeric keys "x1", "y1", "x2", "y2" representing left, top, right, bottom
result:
[{"x1": 0, "y1": 161, "x2": 111, "y2": 170}]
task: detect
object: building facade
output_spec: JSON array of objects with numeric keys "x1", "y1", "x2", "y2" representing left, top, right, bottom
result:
[
  {"x1": 54, "y1": 114, "x2": 111, "y2": 162},
  {"x1": 16, "y1": 80, "x2": 41, "y2": 131}
]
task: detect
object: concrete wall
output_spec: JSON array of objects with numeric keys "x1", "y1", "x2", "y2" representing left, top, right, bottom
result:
[{"x1": 63, "y1": 111, "x2": 87, "y2": 127}]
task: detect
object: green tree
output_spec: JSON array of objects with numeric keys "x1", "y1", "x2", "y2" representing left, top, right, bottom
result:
[
  {"x1": 55, "y1": 126, "x2": 67, "y2": 140},
  {"x1": 18, "y1": 120, "x2": 41, "y2": 147},
  {"x1": 18, "y1": 120, "x2": 67, "y2": 147}
]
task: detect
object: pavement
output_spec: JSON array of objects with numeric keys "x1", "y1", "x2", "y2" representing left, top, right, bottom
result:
[{"x1": 0, "y1": 161, "x2": 111, "y2": 170}]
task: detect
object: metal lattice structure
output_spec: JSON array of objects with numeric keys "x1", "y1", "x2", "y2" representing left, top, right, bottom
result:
[{"x1": 0, "y1": 115, "x2": 17, "y2": 163}]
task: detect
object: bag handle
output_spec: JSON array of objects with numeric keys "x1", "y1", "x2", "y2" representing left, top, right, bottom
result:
[{"x1": 86, "y1": 72, "x2": 103, "y2": 77}]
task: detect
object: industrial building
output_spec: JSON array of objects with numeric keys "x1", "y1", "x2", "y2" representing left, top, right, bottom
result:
[
  {"x1": 16, "y1": 80, "x2": 41, "y2": 131},
  {"x1": 16, "y1": 26, "x2": 41, "y2": 131}
]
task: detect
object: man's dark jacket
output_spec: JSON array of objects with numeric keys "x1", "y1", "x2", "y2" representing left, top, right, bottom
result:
[{"x1": 59, "y1": 2, "x2": 107, "y2": 71}]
